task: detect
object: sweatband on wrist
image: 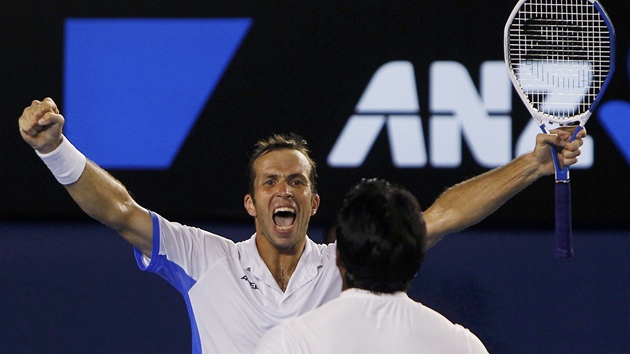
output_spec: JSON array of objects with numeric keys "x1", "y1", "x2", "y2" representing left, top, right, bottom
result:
[{"x1": 36, "y1": 135, "x2": 87, "y2": 185}]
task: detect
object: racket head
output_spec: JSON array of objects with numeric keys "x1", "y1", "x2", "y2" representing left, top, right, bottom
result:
[{"x1": 504, "y1": 0, "x2": 616, "y2": 127}]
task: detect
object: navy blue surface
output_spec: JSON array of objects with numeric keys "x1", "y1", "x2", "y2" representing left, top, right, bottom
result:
[{"x1": 1, "y1": 223, "x2": 628, "y2": 353}]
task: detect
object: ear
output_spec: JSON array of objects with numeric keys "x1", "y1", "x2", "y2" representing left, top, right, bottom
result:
[
  {"x1": 311, "y1": 193, "x2": 321, "y2": 216},
  {"x1": 335, "y1": 248, "x2": 344, "y2": 269},
  {"x1": 244, "y1": 194, "x2": 256, "y2": 217},
  {"x1": 335, "y1": 248, "x2": 348, "y2": 291}
]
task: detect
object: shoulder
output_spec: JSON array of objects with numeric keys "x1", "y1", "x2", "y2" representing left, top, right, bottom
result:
[
  {"x1": 149, "y1": 211, "x2": 245, "y2": 270},
  {"x1": 408, "y1": 298, "x2": 488, "y2": 353},
  {"x1": 154, "y1": 212, "x2": 239, "y2": 248},
  {"x1": 309, "y1": 238, "x2": 337, "y2": 258},
  {"x1": 448, "y1": 323, "x2": 488, "y2": 353}
]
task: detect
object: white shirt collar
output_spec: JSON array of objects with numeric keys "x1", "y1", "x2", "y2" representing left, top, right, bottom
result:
[
  {"x1": 341, "y1": 288, "x2": 409, "y2": 299},
  {"x1": 238, "y1": 233, "x2": 328, "y2": 294}
]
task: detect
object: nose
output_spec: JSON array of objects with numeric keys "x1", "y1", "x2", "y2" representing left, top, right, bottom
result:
[{"x1": 277, "y1": 181, "x2": 293, "y2": 198}]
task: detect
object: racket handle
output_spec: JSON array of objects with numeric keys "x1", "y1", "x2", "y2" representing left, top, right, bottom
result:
[{"x1": 554, "y1": 181, "x2": 574, "y2": 258}]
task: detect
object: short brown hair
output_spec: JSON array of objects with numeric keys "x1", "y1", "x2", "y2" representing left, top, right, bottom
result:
[{"x1": 247, "y1": 133, "x2": 318, "y2": 196}]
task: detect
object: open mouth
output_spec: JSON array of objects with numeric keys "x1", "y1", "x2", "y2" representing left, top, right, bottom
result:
[{"x1": 273, "y1": 207, "x2": 296, "y2": 231}]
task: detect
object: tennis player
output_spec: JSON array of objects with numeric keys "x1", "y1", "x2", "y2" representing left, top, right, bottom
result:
[
  {"x1": 18, "y1": 97, "x2": 584, "y2": 353},
  {"x1": 256, "y1": 178, "x2": 489, "y2": 353}
]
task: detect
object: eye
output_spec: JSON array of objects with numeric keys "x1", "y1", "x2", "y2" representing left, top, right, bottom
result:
[{"x1": 291, "y1": 180, "x2": 305, "y2": 186}]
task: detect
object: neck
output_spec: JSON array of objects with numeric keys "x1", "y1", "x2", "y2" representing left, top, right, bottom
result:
[
  {"x1": 265, "y1": 252, "x2": 302, "y2": 292},
  {"x1": 256, "y1": 236, "x2": 305, "y2": 292},
  {"x1": 272, "y1": 260, "x2": 297, "y2": 292}
]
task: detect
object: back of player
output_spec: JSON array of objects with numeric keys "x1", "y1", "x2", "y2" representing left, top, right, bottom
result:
[{"x1": 256, "y1": 288, "x2": 488, "y2": 354}]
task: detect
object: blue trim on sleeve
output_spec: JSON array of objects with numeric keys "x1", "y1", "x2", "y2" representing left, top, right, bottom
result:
[
  {"x1": 134, "y1": 212, "x2": 198, "y2": 292},
  {"x1": 133, "y1": 211, "x2": 161, "y2": 271},
  {"x1": 186, "y1": 299, "x2": 202, "y2": 354},
  {"x1": 132, "y1": 211, "x2": 202, "y2": 353}
]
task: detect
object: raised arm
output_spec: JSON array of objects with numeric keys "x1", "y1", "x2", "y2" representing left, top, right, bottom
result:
[
  {"x1": 424, "y1": 128, "x2": 585, "y2": 248},
  {"x1": 18, "y1": 98, "x2": 153, "y2": 256}
]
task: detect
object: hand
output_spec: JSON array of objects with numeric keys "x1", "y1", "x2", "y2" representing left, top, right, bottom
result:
[
  {"x1": 534, "y1": 126, "x2": 586, "y2": 176},
  {"x1": 18, "y1": 98, "x2": 65, "y2": 154}
]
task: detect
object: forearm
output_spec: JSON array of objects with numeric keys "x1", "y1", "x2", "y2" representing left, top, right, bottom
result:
[
  {"x1": 65, "y1": 160, "x2": 153, "y2": 253},
  {"x1": 38, "y1": 136, "x2": 137, "y2": 229},
  {"x1": 424, "y1": 151, "x2": 543, "y2": 248},
  {"x1": 66, "y1": 160, "x2": 135, "y2": 229}
]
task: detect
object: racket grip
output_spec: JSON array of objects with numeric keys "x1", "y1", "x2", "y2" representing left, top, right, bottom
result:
[{"x1": 554, "y1": 182, "x2": 574, "y2": 258}]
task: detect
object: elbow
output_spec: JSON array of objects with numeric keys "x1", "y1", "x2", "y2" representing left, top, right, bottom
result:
[
  {"x1": 424, "y1": 206, "x2": 448, "y2": 248},
  {"x1": 424, "y1": 206, "x2": 468, "y2": 249},
  {"x1": 91, "y1": 199, "x2": 140, "y2": 233}
]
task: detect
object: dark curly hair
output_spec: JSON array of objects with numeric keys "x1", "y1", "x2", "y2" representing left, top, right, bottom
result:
[{"x1": 336, "y1": 178, "x2": 426, "y2": 293}]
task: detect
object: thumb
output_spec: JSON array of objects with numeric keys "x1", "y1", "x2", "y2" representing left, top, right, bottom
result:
[{"x1": 536, "y1": 132, "x2": 563, "y2": 149}]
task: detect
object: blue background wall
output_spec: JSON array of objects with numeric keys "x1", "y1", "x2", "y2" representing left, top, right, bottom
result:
[{"x1": 1, "y1": 224, "x2": 628, "y2": 353}]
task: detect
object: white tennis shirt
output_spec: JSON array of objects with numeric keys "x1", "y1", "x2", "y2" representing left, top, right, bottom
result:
[
  {"x1": 134, "y1": 212, "x2": 342, "y2": 353},
  {"x1": 255, "y1": 288, "x2": 489, "y2": 354}
]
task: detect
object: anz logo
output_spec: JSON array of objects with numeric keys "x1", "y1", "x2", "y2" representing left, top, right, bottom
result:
[
  {"x1": 328, "y1": 60, "x2": 596, "y2": 169},
  {"x1": 64, "y1": 19, "x2": 630, "y2": 170}
]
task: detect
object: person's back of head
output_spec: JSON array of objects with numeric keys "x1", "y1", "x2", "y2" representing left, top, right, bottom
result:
[{"x1": 336, "y1": 178, "x2": 426, "y2": 293}]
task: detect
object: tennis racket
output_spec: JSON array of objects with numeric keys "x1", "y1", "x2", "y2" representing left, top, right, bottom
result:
[{"x1": 504, "y1": 0, "x2": 615, "y2": 258}]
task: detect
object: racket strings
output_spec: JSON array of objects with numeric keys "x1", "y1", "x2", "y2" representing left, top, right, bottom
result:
[{"x1": 507, "y1": 0, "x2": 612, "y2": 120}]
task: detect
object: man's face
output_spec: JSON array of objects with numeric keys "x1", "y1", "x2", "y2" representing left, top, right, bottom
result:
[{"x1": 244, "y1": 149, "x2": 320, "y2": 253}]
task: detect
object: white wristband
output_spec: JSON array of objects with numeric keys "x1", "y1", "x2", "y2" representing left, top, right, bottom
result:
[{"x1": 36, "y1": 135, "x2": 87, "y2": 185}]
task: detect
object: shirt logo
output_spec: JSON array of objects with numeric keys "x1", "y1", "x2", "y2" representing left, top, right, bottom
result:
[{"x1": 241, "y1": 275, "x2": 259, "y2": 290}]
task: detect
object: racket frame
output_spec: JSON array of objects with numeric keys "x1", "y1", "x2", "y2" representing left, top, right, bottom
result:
[{"x1": 503, "y1": 0, "x2": 615, "y2": 258}]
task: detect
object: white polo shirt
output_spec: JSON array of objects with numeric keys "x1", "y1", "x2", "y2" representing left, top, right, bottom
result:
[
  {"x1": 134, "y1": 212, "x2": 342, "y2": 353},
  {"x1": 255, "y1": 288, "x2": 489, "y2": 354}
]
